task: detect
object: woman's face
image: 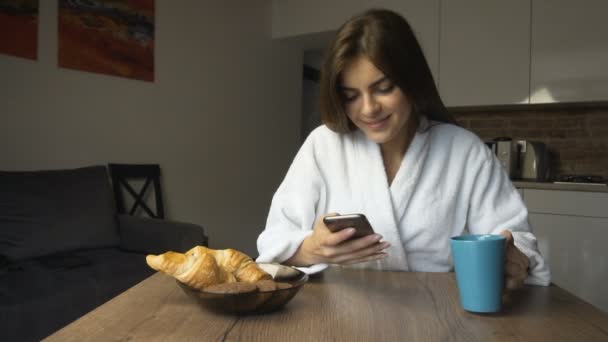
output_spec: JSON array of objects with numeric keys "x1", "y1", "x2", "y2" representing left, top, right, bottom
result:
[{"x1": 340, "y1": 56, "x2": 413, "y2": 146}]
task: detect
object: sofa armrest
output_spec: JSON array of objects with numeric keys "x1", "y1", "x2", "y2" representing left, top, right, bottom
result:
[{"x1": 118, "y1": 215, "x2": 208, "y2": 254}]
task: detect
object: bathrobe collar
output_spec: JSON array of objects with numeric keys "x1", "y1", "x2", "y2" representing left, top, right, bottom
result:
[{"x1": 352, "y1": 120, "x2": 431, "y2": 271}]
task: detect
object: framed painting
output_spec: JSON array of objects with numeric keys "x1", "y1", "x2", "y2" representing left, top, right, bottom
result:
[
  {"x1": 0, "y1": 0, "x2": 38, "y2": 60},
  {"x1": 58, "y1": 0, "x2": 155, "y2": 81}
]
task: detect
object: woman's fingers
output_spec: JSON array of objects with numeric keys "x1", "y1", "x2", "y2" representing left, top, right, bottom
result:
[
  {"x1": 505, "y1": 260, "x2": 525, "y2": 277},
  {"x1": 506, "y1": 266, "x2": 527, "y2": 289},
  {"x1": 323, "y1": 227, "x2": 358, "y2": 245},
  {"x1": 505, "y1": 248, "x2": 526, "y2": 272},
  {"x1": 515, "y1": 249, "x2": 530, "y2": 270},
  {"x1": 500, "y1": 229, "x2": 514, "y2": 244},
  {"x1": 324, "y1": 232, "x2": 382, "y2": 251},
  {"x1": 505, "y1": 257, "x2": 528, "y2": 290},
  {"x1": 500, "y1": 229, "x2": 530, "y2": 291},
  {"x1": 327, "y1": 241, "x2": 391, "y2": 264},
  {"x1": 321, "y1": 232, "x2": 391, "y2": 264},
  {"x1": 505, "y1": 242, "x2": 530, "y2": 273},
  {"x1": 505, "y1": 276, "x2": 524, "y2": 290},
  {"x1": 341, "y1": 252, "x2": 388, "y2": 265}
]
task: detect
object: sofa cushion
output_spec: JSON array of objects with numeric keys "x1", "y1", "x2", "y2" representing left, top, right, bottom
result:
[
  {"x1": 0, "y1": 166, "x2": 120, "y2": 261},
  {"x1": 0, "y1": 248, "x2": 154, "y2": 341}
]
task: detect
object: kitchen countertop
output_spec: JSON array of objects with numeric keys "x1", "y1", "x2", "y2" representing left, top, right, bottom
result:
[{"x1": 513, "y1": 180, "x2": 608, "y2": 193}]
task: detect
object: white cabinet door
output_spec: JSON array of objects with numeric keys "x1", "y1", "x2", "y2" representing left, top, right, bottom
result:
[
  {"x1": 439, "y1": 0, "x2": 531, "y2": 106},
  {"x1": 530, "y1": 213, "x2": 608, "y2": 312},
  {"x1": 530, "y1": 0, "x2": 608, "y2": 103},
  {"x1": 524, "y1": 189, "x2": 608, "y2": 218}
]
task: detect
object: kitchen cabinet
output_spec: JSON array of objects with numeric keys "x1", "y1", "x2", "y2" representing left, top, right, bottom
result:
[
  {"x1": 524, "y1": 189, "x2": 608, "y2": 218},
  {"x1": 272, "y1": 0, "x2": 441, "y2": 82},
  {"x1": 530, "y1": 0, "x2": 608, "y2": 103},
  {"x1": 274, "y1": 1, "x2": 608, "y2": 106},
  {"x1": 522, "y1": 189, "x2": 608, "y2": 312},
  {"x1": 439, "y1": 0, "x2": 531, "y2": 106}
]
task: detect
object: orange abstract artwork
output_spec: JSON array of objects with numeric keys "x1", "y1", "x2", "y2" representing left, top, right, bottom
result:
[
  {"x1": 58, "y1": 0, "x2": 155, "y2": 82},
  {"x1": 0, "y1": 0, "x2": 38, "y2": 60}
]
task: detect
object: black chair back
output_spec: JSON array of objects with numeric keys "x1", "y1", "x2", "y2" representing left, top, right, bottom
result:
[{"x1": 108, "y1": 164, "x2": 165, "y2": 219}]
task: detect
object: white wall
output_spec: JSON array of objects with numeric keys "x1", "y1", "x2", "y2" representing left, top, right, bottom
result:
[{"x1": 0, "y1": 0, "x2": 303, "y2": 256}]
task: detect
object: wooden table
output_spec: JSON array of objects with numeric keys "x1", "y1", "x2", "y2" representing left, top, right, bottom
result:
[{"x1": 45, "y1": 268, "x2": 608, "y2": 341}]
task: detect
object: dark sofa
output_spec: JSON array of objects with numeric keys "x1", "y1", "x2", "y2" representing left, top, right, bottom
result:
[{"x1": 0, "y1": 166, "x2": 207, "y2": 341}]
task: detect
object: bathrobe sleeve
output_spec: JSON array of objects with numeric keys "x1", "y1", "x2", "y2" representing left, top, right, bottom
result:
[
  {"x1": 256, "y1": 130, "x2": 328, "y2": 274},
  {"x1": 465, "y1": 141, "x2": 551, "y2": 286}
]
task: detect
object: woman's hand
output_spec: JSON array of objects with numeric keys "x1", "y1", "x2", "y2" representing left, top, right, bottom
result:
[
  {"x1": 285, "y1": 213, "x2": 390, "y2": 267},
  {"x1": 500, "y1": 230, "x2": 530, "y2": 290}
]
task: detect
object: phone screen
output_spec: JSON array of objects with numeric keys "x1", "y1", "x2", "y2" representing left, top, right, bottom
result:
[{"x1": 323, "y1": 214, "x2": 375, "y2": 238}]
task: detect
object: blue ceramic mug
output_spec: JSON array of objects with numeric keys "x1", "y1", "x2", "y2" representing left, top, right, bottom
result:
[{"x1": 451, "y1": 234, "x2": 506, "y2": 313}]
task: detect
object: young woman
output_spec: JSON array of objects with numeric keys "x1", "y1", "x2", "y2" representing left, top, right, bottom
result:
[{"x1": 257, "y1": 9, "x2": 550, "y2": 289}]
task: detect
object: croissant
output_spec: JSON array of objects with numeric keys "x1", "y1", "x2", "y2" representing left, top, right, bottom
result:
[
  {"x1": 146, "y1": 246, "x2": 234, "y2": 289},
  {"x1": 209, "y1": 248, "x2": 272, "y2": 283},
  {"x1": 146, "y1": 246, "x2": 271, "y2": 290}
]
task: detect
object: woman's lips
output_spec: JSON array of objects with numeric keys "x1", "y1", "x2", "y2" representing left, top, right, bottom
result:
[{"x1": 364, "y1": 115, "x2": 391, "y2": 130}]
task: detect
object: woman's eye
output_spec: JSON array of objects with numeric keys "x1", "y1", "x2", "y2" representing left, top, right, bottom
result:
[
  {"x1": 341, "y1": 93, "x2": 358, "y2": 102},
  {"x1": 377, "y1": 83, "x2": 395, "y2": 94}
]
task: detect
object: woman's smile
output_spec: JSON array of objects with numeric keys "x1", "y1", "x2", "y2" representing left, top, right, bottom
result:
[{"x1": 363, "y1": 114, "x2": 392, "y2": 130}]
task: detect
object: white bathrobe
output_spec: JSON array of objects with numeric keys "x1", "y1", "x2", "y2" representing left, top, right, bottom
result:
[{"x1": 257, "y1": 122, "x2": 551, "y2": 286}]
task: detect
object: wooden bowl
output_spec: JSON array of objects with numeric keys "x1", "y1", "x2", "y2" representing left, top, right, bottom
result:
[{"x1": 177, "y1": 263, "x2": 308, "y2": 315}]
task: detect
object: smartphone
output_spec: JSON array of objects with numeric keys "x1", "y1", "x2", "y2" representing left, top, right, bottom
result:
[{"x1": 323, "y1": 213, "x2": 375, "y2": 239}]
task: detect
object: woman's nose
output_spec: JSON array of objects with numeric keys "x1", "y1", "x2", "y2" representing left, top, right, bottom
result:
[{"x1": 361, "y1": 94, "x2": 381, "y2": 116}]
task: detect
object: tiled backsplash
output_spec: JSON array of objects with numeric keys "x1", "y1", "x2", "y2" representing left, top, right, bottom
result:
[{"x1": 454, "y1": 107, "x2": 608, "y2": 180}]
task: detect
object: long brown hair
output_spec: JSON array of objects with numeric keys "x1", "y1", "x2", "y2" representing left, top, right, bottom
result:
[{"x1": 320, "y1": 9, "x2": 455, "y2": 133}]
